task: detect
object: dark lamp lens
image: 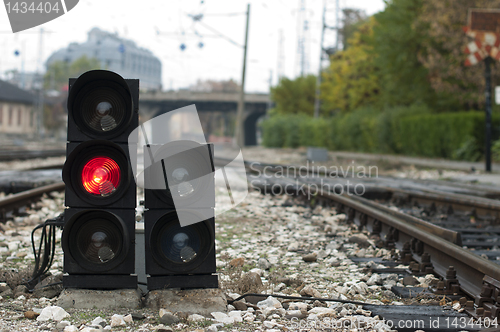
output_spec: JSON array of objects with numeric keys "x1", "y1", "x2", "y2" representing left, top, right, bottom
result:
[
  {"x1": 75, "y1": 218, "x2": 123, "y2": 264},
  {"x1": 160, "y1": 227, "x2": 200, "y2": 263},
  {"x1": 82, "y1": 156, "x2": 121, "y2": 196},
  {"x1": 80, "y1": 87, "x2": 126, "y2": 133}
]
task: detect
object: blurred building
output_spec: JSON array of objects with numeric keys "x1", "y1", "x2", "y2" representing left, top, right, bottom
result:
[
  {"x1": 0, "y1": 80, "x2": 37, "y2": 136},
  {"x1": 46, "y1": 27, "x2": 162, "y2": 90},
  {"x1": 5, "y1": 71, "x2": 43, "y2": 91}
]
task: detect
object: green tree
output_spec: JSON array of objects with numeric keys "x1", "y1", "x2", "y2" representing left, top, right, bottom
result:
[
  {"x1": 372, "y1": 0, "x2": 437, "y2": 108},
  {"x1": 44, "y1": 55, "x2": 101, "y2": 91},
  {"x1": 339, "y1": 8, "x2": 368, "y2": 50},
  {"x1": 321, "y1": 17, "x2": 380, "y2": 113},
  {"x1": 415, "y1": 0, "x2": 500, "y2": 110},
  {"x1": 270, "y1": 75, "x2": 316, "y2": 116}
]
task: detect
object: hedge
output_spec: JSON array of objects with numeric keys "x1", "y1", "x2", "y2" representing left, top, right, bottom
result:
[{"x1": 261, "y1": 106, "x2": 500, "y2": 161}]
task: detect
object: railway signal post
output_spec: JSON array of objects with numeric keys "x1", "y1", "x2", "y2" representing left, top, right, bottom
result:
[
  {"x1": 61, "y1": 70, "x2": 139, "y2": 289},
  {"x1": 463, "y1": 8, "x2": 500, "y2": 172},
  {"x1": 143, "y1": 139, "x2": 217, "y2": 290}
]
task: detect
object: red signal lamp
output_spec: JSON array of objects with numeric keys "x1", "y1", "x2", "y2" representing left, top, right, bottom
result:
[{"x1": 81, "y1": 156, "x2": 121, "y2": 196}]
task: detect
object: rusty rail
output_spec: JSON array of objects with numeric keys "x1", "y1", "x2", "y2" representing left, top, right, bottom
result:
[
  {"x1": 0, "y1": 182, "x2": 65, "y2": 222},
  {"x1": 237, "y1": 158, "x2": 500, "y2": 319}
]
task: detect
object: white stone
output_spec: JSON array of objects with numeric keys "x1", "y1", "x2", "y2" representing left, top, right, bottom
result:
[
  {"x1": 56, "y1": 320, "x2": 71, "y2": 329},
  {"x1": 159, "y1": 308, "x2": 171, "y2": 317},
  {"x1": 287, "y1": 302, "x2": 307, "y2": 311},
  {"x1": 288, "y1": 242, "x2": 299, "y2": 252},
  {"x1": 257, "y1": 296, "x2": 282, "y2": 309},
  {"x1": 63, "y1": 326, "x2": 79, "y2": 332},
  {"x1": 110, "y1": 314, "x2": 126, "y2": 327},
  {"x1": 228, "y1": 310, "x2": 243, "y2": 323},
  {"x1": 227, "y1": 292, "x2": 241, "y2": 301},
  {"x1": 123, "y1": 314, "x2": 133, "y2": 324},
  {"x1": 91, "y1": 317, "x2": 106, "y2": 326},
  {"x1": 37, "y1": 306, "x2": 70, "y2": 321},
  {"x1": 7, "y1": 241, "x2": 20, "y2": 251},
  {"x1": 187, "y1": 314, "x2": 206, "y2": 322},
  {"x1": 366, "y1": 274, "x2": 382, "y2": 286},
  {"x1": 263, "y1": 321, "x2": 275, "y2": 328},
  {"x1": 308, "y1": 307, "x2": 335, "y2": 318},
  {"x1": 243, "y1": 312, "x2": 255, "y2": 322},
  {"x1": 307, "y1": 313, "x2": 318, "y2": 320},
  {"x1": 274, "y1": 282, "x2": 286, "y2": 292},
  {"x1": 206, "y1": 325, "x2": 218, "y2": 332},
  {"x1": 81, "y1": 327, "x2": 102, "y2": 332},
  {"x1": 249, "y1": 268, "x2": 263, "y2": 276},
  {"x1": 210, "y1": 312, "x2": 234, "y2": 325}
]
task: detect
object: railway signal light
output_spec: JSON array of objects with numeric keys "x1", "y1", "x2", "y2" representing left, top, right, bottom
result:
[
  {"x1": 62, "y1": 70, "x2": 138, "y2": 289},
  {"x1": 143, "y1": 139, "x2": 218, "y2": 290}
]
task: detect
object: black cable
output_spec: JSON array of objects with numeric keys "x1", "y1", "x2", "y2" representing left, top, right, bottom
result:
[
  {"x1": 227, "y1": 293, "x2": 377, "y2": 306},
  {"x1": 26, "y1": 213, "x2": 64, "y2": 289}
]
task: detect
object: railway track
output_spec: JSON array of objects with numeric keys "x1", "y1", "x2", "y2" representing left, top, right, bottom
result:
[
  {"x1": 0, "y1": 182, "x2": 65, "y2": 223},
  {"x1": 0, "y1": 149, "x2": 65, "y2": 162},
  {"x1": 225, "y1": 157, "x2": 500, "y2": 327},
  {"x1": 1, "y1": 156, "x2": 499, "y2": 329}
]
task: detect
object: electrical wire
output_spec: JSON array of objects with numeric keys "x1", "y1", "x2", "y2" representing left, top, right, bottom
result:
[
  {"x1": 26, "y1": 212, "x2": 64, "y2": 290},
  {"x1": 227, "y1": 292, "x2": 377, "y2": 306}
]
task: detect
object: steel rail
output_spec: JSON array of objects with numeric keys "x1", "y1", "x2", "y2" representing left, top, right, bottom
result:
[
  {"x1": 383, "y1": 186, "x2": 500, "y2": 219},
  {"x1": 0, "y1": 149, "x2": 65, "y2": 162},
  {"x1": 244, "y1": 165, "x2": 500, "y2": 316},
  {"x1": 0, "y1": 182, "x2": 65, "y2": 221}
]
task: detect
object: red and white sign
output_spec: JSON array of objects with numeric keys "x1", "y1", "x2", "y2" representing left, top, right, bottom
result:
[{"x1": 463, "y1": 9, "x2": 500, "y2": 66}]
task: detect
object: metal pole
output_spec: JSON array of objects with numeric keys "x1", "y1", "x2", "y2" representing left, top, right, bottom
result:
[
  {"x1": 234, "y1": 3, "x2": 250, "y2": 148},
  {"x1": 36, "y1": 27, "x2": 44, "y2": 139},
  {"x1": 335, "y1": 0, "x2": 340, "y2": 50},
  {"x1": 313, "y1": 0, "x2": 326, "y2": 118},
  {"x1": 485, "y1": 56, "x2": 492, "y2": 172}
]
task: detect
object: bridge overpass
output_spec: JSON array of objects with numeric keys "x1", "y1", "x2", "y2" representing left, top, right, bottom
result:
[{"x1": 139, "y1": 91, "x2": 270, "y2": 145}]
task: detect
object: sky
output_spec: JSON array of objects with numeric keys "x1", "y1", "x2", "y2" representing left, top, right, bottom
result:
[{"x1": 0, "y1": 0, "x2": 385, "y2": 93}]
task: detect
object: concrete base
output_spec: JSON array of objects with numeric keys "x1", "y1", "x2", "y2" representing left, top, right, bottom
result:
[
  {"x1": 145, "y1": 288, "x2": 227, "y2": 316},
  {"x1": 57, "y1": 288, "x2": 142, "y2": 309}
]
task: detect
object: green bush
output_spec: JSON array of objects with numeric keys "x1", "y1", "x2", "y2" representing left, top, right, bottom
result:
[
  {"x1": 260, "y1": 106, "x2": 499, "y2": 161},
  {"x1": 493, "y1": 139, "x2": 500, "y2": 161},
  {"x1": 261, "y1": 115, "x2": 287, "y2": 147}
]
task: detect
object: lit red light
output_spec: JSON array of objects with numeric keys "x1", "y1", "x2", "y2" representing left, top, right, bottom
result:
[{"x1": 81, "y1": 156, "x2": 121, "y2": 195}]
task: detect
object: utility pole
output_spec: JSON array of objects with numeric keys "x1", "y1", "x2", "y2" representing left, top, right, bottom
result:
[
  {"x1": 313, "y1": 0, "x2": 326, "y2": 118},
  {"x1": 268, "y1": 69, "x2": 273, "y2": 110},
  {"x1": 36, "y1": 27, "x2": 44, "y2": 139},
  {"x1": 335, "y1": 0, "x2": 340, "y2": 50},
  {"x1": 485, "y1": 56, "x2": 492, "y2": 172},
  {"x1": 234, "y1": 3, "x2": 250, "y2": 148},
  {"x1": 277, "y1": 29, "x2": 284, "y2": 81},
  {"x1": 296, "y1": 0, "x2": 306, "y2": 77}
]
